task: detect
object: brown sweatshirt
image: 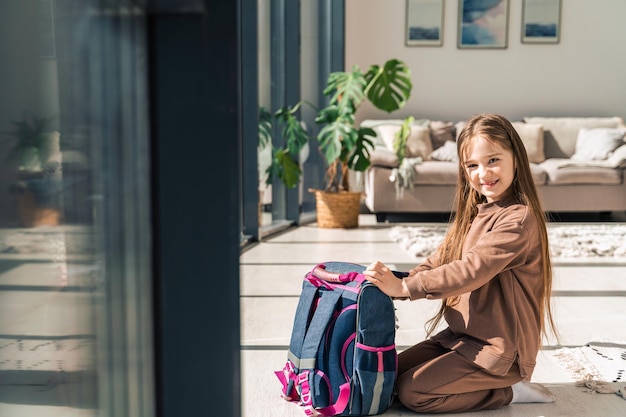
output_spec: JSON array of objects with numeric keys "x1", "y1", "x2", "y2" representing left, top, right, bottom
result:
[{"x1": 404, "y1": 199, "x2": 544, "y2": 379}]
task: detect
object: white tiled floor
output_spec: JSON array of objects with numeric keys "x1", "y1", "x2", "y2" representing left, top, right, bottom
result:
[{"x1": 240, "y1": 214, "x2": 626, "y2": 417}]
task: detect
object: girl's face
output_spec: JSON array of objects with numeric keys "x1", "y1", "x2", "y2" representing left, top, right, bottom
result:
[{"x1": 463, "y1": 135, "x2": 516, "y2": 203}]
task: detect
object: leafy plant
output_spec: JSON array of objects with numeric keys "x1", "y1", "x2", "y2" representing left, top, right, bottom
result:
[
  {"x1": 3, "y1": 115, "x2": 51, "y2": 171},
  {"x1": 261, "y1": 58, "x2": 412, "y2": 192}
]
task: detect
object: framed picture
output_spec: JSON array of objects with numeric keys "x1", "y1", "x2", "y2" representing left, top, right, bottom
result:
[
  {"x1": 521, "y1": 0, "x2": 561, "y2": 44},
  {"x1": 405, "y1": 0, "x2": 444, "y2": 47},
  {"x1": 458, "y1": 0, "x2": 509, "y2": 49}
]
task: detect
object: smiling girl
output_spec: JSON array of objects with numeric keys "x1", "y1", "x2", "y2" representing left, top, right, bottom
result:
[{"x1": 363, "y1": 113, "x2": 558, "y2": 414}]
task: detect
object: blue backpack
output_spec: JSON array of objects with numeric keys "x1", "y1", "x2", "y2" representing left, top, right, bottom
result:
[{"x1": 275, "y1": 262, "x2": 400, "y2": 416}]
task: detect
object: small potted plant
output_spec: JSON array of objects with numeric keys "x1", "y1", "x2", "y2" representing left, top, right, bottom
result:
[
  {"x1": 263, "y1": 58, "x2": 412, "y2": 228},
  {"x1": 3, "y1": 115, "x2": 63, "y2": 226}
]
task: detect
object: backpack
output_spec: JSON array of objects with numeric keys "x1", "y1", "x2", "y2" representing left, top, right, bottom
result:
[{"x1": 275, "y1": 261, "x2": 400, "y2": 416}]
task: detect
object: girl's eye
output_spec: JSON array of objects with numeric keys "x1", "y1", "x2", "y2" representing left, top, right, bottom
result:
[
  {"x1": 466, "y1": 164, "x2": 477, "y2": 169},
  {"x1": 489, "y1": 158, "x2": 498, "y2": 164}
]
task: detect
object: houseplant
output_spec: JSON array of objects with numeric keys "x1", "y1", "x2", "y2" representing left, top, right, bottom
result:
[
  {"x1": 264, "y1": 58, "x2": 412, "y2": 227},
  {"x1": 3, "y1": 115, "x2": 63, "y2": 226}
]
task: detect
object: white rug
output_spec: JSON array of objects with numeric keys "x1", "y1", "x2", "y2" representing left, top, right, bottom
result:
[
  {"x1": 390, "y1": 223, "x2": 626, "y2": 260},
  {"x1": 554, "y1": 341, "x2": 626, "y2": 399}
]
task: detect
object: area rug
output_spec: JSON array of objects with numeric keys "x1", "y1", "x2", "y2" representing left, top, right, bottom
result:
[
  {"x1": 554, "y1": 341, "x2": 626, "y2": 399},
  {"x1": 389, "y1": 223, "x2": 626, "y2": 260}
]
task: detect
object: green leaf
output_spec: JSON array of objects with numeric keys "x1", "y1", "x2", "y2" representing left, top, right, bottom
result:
[
  {"x1": 315, "y1": 105, "x2": 338, "y2": 125},
  {"x1": 317, "y1": 120, "x2": 354, "y2": 165},
  {"x1": 283, "y1": 116, "x2": 308, "y2": 155},
  {"x1": 364, "y1": 59, "x2": 412, "y2": 113},
  {"x1": 275, "y1": 105, "x2": 308, "y2": 155},
  {"x1": 348, "y1": 127, "x2": 375, "y2": 171},
  {"x1": 268, "y1": 148, "x2": 302, "y2": 188},
  {"x1": 258, "y1": 107, "x2": 273, "y2": 150},
  {"x1": 324, "y1": 66, "x2": 367, "y2": 112}
]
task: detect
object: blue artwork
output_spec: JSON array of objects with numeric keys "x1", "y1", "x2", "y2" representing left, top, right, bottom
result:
[
  {"x1": 406, "y1": 0, "x2": 444, "y2": 46},
  {"x1": 458, "y1": 0, "x2": 509, "y2": 48},
  {"x1": 522, "y1": 0, "x2": 561, "y2": 43}
]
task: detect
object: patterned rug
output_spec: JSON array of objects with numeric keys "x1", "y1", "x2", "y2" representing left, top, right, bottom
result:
[
  {"x1": 554, "y1": 341, "x2": 626, "y2": 399},
  {"x1": 389, "y1": 223, "x2": 626, "y2": 260}
]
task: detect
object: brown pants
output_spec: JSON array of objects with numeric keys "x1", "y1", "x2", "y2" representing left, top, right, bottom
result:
[{"x1": 396, "y1": 339, "x2": 522, "y2": 414}]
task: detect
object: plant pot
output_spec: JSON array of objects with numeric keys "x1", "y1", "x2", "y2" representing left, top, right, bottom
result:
[
  {"x1": 16, "y1": 189, "x2": 61, "y2": 227},
  {"x1": 309, "y1": 189, "x2": 362, "y2": 229}
]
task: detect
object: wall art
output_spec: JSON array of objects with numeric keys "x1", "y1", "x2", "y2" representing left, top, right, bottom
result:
[
  {"x1": 458, "y1": 0, "x2": 509, "y2": 49},
  {"x1": 406, "y1": 0, "x2": 445, "y2": 46},
  {"x1": 522, "y1": 0, "x2": 561, "y2": 44}
]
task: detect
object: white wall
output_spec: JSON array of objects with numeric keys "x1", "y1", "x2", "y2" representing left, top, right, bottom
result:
[{"x1": 345, "y1": 0, "x2": 626, "y2": 123}]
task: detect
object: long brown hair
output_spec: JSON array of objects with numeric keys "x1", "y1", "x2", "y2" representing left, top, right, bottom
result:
[{"x1": 425, "y1": 113, "x2": 558, "y2": 343}]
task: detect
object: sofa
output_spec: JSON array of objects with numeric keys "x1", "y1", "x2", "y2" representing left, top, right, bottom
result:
[{"x1": 362, "y1": 116, "x2": 626, "y2": 222}]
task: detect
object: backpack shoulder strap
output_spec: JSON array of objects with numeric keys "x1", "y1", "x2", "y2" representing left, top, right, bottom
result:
[
  {"x1": 286, "y1": 280, "x2": 319, "y2": 367},
  {"x1": 298, "y1": 288, "x2": 344, "y2": 369}
]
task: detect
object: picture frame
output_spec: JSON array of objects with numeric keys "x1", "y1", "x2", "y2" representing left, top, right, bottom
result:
[
  {"x1": 405, "y1": 0, "x2": 444, "y2": 47},
  {"x1": 457, "y1": 0, "x2": 509, "y2": 49},
  {"x1": 521, "y1": 0, "x2": 561, "y2": 44}
]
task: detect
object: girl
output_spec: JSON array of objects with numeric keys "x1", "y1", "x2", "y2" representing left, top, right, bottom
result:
[{"x1": 363, "y1": 113, "x2": 558, "y2": 414}]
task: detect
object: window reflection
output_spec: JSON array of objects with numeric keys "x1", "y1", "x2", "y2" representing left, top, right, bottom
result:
[
  {"x1": 0, "y1": 1, "x2": 152, "y2": 416},
  {"x1": 0, "y1": 1, "x2": 97, "y2": 414}
]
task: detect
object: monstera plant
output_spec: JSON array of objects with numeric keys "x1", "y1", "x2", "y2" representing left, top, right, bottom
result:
[{"x1": 263, "y1": 58, "x2": 412, "y2": 227}]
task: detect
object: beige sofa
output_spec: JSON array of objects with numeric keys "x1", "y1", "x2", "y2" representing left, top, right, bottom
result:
[{"x1": 362, "y1": 117, "x2": 626, "y2": 222}]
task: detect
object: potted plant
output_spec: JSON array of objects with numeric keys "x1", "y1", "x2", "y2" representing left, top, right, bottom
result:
[
  {"x1": 3, "y1": 115, "x2": 63, "y2": 226},
  {"x1": 263, "y1": 58, "x2": 412, "y2": 228}
]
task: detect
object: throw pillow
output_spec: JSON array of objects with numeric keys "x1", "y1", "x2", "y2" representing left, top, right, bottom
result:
[
  {"x1": 571, "y1": 128, "x2": 626, "y2": 161},
  {"x1": 406, "y1": 126, "x2": 433, "y2": 159},
  {"x1": 511, "y1": 122, "x2": 545, "y2": 163},
  {"x1": 361, "y1": 118, "x2": 430, "y2": 147},
  {"x1": 429, "y1": 121, "x2": 455, "y2": 150},
  {"x1": 429, "y1": 140, "x2": 458, "y2": 162},
  {"x1": 607, "y1": 144, "x2": 626, "y2": 168},
  {"x1": 377, "y1": 124, "x2": 433, "y2": 160}
]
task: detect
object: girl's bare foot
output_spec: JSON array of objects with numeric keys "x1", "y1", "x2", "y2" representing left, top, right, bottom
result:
[{"x1": 510, "y1": 380, "x2": 556, "y2": 403}]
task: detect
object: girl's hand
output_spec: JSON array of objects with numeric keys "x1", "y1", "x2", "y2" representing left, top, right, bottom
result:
[{"x1": 363, "y1": 261, "x2": 411, "y2": 299}]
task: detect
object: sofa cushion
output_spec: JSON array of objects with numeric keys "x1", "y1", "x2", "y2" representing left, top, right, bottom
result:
[
  {"x1": 429, "y1": 121, "x2": 456, "y2": 150},
  {"x1": 511, "y1": 122, "x2": 545, "y2": 163},
  {"x1": 571, "y1": 127, "x2": 626, "y2": 161},
  {"x1": 413, "y1": 161, "x2": 458, "y2": 185},
  {"x1": 544, "y1": 144, "x2": 626, "y2": 169},
  {"x1": 377, "y1": 124, "x2": 433, "y2": 160},
  {"x1": 540, "y1": 158, "x2": 622, "y2": 185},
  {"x1": 407, "y1": 160, "x2": 546, "y2": 186},
  {"x1": 529, "y1": 163, "x2": 548, "y2": 185},
  {"x1": 369, "y1": 146, "x2": 399, "y2": 168},
  {"x1": 523, "y1": 117, "x2": 625, "y2": 159},
  {"x1": 430, "y1": 140, "x2": 458, "y2": 162}
]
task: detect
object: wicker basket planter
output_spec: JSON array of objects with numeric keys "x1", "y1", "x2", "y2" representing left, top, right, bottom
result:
[{"x1": 309, "y1": 189, "x2": 362, "y2": 228}]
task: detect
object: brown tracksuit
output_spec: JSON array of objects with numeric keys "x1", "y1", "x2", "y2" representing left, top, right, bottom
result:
[{"x1": 400, "y1": 200, "x2": 544, "y2": 413}]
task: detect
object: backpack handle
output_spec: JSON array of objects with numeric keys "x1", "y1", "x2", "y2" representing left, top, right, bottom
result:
[{"x1": 311, "y1": 264, "x2": 362, "y2": 283}]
